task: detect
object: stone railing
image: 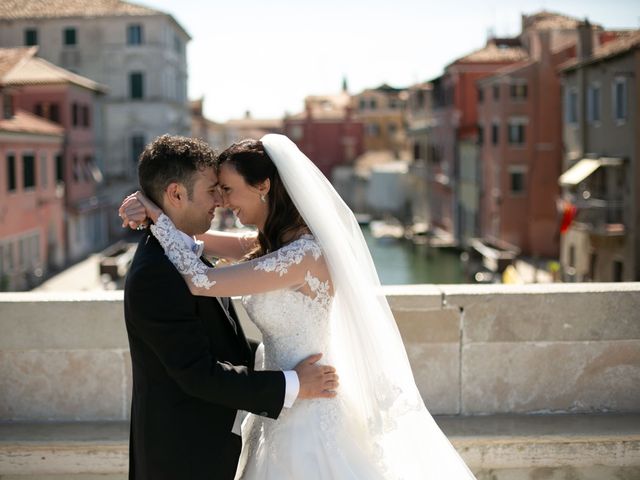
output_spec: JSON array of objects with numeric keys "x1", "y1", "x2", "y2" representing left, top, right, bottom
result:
[{"x1": 1, "y1": 283, "x2": 638, "y2": 421}]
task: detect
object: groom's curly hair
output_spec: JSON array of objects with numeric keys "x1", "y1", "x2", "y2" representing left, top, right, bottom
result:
[
  {"x1": 218, "y1": 139, "x2": 307, "y2": 259},
  {"x1": 137, "y1": 134, "x2": 217, "y2": 208}
]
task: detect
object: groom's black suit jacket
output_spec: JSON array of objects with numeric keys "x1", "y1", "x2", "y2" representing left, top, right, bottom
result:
[{"x1": 124, "y1": 232, "x2": 285, "y2": 480}]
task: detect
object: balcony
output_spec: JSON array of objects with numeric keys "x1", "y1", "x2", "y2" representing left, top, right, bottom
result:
[
  {"x1": 0, "y1": 284, "x2": 639, "y2": 478},
  {"x1": 573, "y1": 198, "x2": 626, "y2": 237}
]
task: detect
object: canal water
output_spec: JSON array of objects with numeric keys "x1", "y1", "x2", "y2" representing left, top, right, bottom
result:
[{"x1": 361, "y1": 226, "x2": 465, "y2": 285}]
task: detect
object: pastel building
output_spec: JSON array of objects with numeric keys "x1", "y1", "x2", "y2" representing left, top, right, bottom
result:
[
  {"x1": 0, "y1": 0, "x2": 192, "y2": 236},
  {"x1": 284, "y1": 89, "x2": 364, "y2": 178},
  {"x1": 2, "y1": 47, "x2": 109, "y2": 263},
  {"x1": 558, "y1": 30, "x2": 640, "y2": 281},
  {"x1": 0, "y1": 50, "x2": 65, "y2": 290}
]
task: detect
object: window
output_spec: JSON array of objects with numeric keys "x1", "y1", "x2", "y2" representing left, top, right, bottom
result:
[
  {"x1": 130, "y1": 72, "x2": 144, "y2": 99},
  {"x1": 7, "y1": 154, "x2": 16, "y2": 192},
  {"x1": 23, "y1": 154, "x2": 35, "y2": 189},
  {"x1": 477, "y1": 87, "x2": 484, "y2": 103},
  {"x1": 477, "y1": 125, "x2": 484, "y2": 145},
  {"x1": 366, "y1": 123, "x2": 380, "y2": 137},
  {"x1": 369, "y1": 98, "x2": 377, "y2": 110},
  {"x1": 72, "y1": 103, "x2": 79, "y2": 127},
  {"x1": 3, "y1": 94, "x2": 13, "y2": 119},
  {"x1": 613, "y1": 77, "x2": 627, "y2": 123},
  {"x1": 84, "y1": 156, "x2": 95, "y2": 181},
  {"x1": 73, "y1": 155, "x2": 79, "y2": 182},
  {"x1": 127, "y1": 24, "x2": 144, "y2": 45},
  {"x1": 174, "y1": 34, "x2": 182, "y2": 54},
  {"x1": 587, "y1": 85, "x2": 601, "y2": 124},
  {"x1": 491, "y1": 122, "x2": 499, "y2": 145},
  {"x1": 131, "y1": 134, "x2": 146, "y2": 165},
  {"x1": 388, "y1": 122, "x2": 397, "y2": 135},
  {"x1": 82, "y1": 105, "x2": 90, "y2": 127},
  {"x1": 50, "y1": 103, "x2": 60, "y2": 123},
  {"x1": 290, "y1": 125, "x2": 303, "y2": 141},
  {"x1": 492, "y1": 84, "x2": 500, "y2": 100},
  {"x1": 35, "y1": 103, "x2": 61, "y2": 123},
  {"x1": 63, "y1": 27, "x2": 77, "y2": 46},
  {"x1": 359, "y1": 98, "x2": 366, "y2": 110},
  {"x1": 55, "y1": 154, "x2": 64, "y2": 183},
  {"x1": 565, "y1": 87, "x2": 578, "y2": 125},
  {"x1": 613, "y1": 260, "x2": 623, "y2": 282},
  {"x1": 40, "y1": 153, "x2": 48, "y2": 188},
  {"x1": 508, "y1": 119, "x2": 526, "y2": 145},
  {"x1": 509, "y1": 167, "x2": 526, "y2": 194},
  {"x1": 510, "y1": 82, "x2": 528, "y2": 100},
  {"x1": 25, "y1": 28, "x2": 38, "y2": 46}
]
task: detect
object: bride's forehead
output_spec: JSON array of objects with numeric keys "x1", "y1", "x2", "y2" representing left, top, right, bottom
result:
[{"x1": 218, "y1": 164, "x2": 244, "y2": 184}]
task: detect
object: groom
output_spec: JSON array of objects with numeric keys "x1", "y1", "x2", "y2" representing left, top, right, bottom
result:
[{"x1": 123, "y1": 135, "x2": 337, "y2": 480}]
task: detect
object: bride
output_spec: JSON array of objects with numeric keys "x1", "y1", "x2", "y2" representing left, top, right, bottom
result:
[{"x1": 122, "y1": 134, "x2": 475, "y2": 479}]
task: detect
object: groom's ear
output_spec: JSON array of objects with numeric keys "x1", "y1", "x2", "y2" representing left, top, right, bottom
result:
[{"x1": 165, "y1": 182, "x2": 185, "y2": 208}]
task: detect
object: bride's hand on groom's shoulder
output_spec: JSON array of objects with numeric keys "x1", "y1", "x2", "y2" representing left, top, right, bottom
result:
[{"x1": 294, "y1": 353, "x2": 339, "y2": 400}]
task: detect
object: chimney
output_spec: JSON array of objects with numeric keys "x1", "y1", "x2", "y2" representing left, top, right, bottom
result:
[{"x1": 577, "y1": 19, "x2": 593, "y2": 60}]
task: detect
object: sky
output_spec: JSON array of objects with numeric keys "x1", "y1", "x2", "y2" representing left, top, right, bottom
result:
[{"x1": 137, "y1": 0, "x2": 639, "y2": 122}]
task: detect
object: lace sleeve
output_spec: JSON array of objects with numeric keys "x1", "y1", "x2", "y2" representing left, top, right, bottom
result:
[
  {"x1": 150, "y1": 214, "x2": 216, "y2": 290},
  {"x1": 150, "y1": 215, "x2": 328, "y2": 298}
]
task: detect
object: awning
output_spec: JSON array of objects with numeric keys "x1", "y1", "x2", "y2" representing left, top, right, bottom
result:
[{"x1": 559, "y1": 157, "x2": 623, "y2": 186}]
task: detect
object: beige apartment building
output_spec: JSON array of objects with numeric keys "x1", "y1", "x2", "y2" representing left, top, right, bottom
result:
[
  {"x1": 559, "y1": 30, "x2": 640, "y2": 281},
  {"x1": 0, "y1": 0, "x2": 191, "y2": 236}
]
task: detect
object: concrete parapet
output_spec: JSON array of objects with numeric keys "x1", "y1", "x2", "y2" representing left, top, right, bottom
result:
[
  {"x1": 1, "y1": 414, "x2": 638, "y2": 478},
  {"x1": 0, "y1": 284, "x2": 639, "y2": 422}
]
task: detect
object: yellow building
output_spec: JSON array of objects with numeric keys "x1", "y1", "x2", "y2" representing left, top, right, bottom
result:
[{"x1": 353, "y1": 84, "x2": 409, "y2": 154}]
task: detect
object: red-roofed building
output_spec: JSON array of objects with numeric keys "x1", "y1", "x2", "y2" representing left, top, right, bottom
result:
[
  {"x1": 0, "y1": 86, "x2": 65, "y2": 290},
  {"x1": 283, "y1": 87, "x2": 364, "y2": 178},
  {"x1": 475, "y1": 13, "x2": 631, "y2": 263},
  {"x1": 427, "y1": 38, "x2": 529, "y2": 244},
  {"x1": 1, "y1": 46, "x2": 109, "y2": 265}
]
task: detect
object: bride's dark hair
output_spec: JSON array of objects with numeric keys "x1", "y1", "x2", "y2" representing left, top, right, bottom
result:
[{"x1": 218, "y1": 139, "x2": 308, "y2": 259}]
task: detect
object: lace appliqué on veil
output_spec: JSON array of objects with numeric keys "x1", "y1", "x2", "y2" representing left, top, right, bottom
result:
[
  {"x1": 254, "y1": 236, "x2": 321, "y2": 277},
  {"x1": 150, "y1": 214, "x2": 216, "y2": 290}
]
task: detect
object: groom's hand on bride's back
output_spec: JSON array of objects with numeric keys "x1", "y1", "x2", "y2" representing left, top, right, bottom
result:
[{"x1": 294, "y1": 353, "x2": 339, "y2": 399}]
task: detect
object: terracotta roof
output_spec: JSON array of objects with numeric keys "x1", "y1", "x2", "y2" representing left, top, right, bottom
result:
[
  {"x1": 1, "y1": 49, "x2": 107, "y2": 93},
  {"x1": 0, "y1": 47, "x2": 36, "y2": 78},
  {"x1": 522, "y1": 10, "x2": 584, "y2": 31},
  {"x1": 0, "y1": 0, "x2": 160, "y2": 20},
  {"x1": 560, "y1": 30, "x2": 640, "y2": 71},
  {"x1": 455, "y1": 41, "x2": 529, "y2": 64},
  {"x1": 0, "y1": 109, "x2": 64, "y2": 136}
]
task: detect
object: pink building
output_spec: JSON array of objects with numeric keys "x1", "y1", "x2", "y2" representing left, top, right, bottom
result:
[
  {"x1": 0, "y1": 71, "x2": 65, "y2": 290},
  {"x1": 2, "y1": 47, "x2": 109, "y2": 263},
  {"x1": 428, "y1": 38, "x2": 528, "y2": 243},
  {"x1": 284, "y1": 90, "x2": 364, "y2": 178}
]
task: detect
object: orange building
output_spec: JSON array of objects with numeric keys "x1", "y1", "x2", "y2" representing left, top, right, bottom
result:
[
  {"x1": 353, "y1": 84, "x2": 408, "y2": 155},
  {"x1": 428, "y1": 37, "x2": 527, "y2": 241},
  {"x1": 477, "y1": 13, "x2": 614, "y2": 259}
]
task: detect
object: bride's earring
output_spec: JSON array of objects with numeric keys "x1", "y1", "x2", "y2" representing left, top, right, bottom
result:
[{"x1": 260, "y1": 194, "x2": 267, "y2": 203}]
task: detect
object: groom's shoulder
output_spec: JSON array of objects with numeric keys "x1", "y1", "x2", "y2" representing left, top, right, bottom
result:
[{"x1": 126, "y1": 233, "x2": 176, "y2": 285}]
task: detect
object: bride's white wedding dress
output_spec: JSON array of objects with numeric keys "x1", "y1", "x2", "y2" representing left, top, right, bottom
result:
[
  {"x1": 236, "y1": 235, "x2": 385, "y2": 479},
  {"x1": 150, "y1": 134, "x2": 477, "y2": 479}
]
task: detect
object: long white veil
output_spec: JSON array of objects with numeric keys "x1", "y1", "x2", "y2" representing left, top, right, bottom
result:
[{"x1": 262, "y1": 134, "x2": 475, "y2": 479}]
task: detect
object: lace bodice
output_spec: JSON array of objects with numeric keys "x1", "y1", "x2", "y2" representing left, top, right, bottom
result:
[
  {"x1": 243, "y1": 276, "x2": 332, "y2": 371},
  {"x1": 150, "y1": 214, "x2": 334, "y2": 364}
]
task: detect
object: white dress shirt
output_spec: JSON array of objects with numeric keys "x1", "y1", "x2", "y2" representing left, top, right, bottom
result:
[{"x1": 176, "y1": 231, "x2": 299, "y2": 434}]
